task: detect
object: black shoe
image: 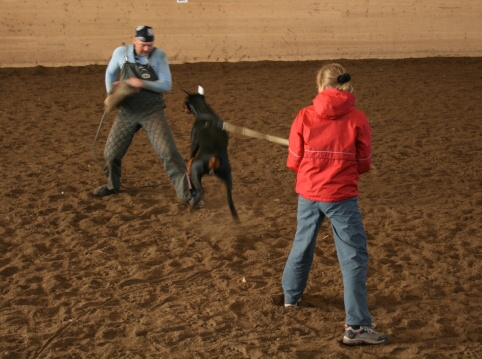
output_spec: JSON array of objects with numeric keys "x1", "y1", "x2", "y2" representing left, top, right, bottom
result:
[
  {"x1": 188, "y1": 197, "x2": 204, "y2": 209},
  {"x1": 188, "y1": 189, "x2": 204, "y2": 209},
  {"x1": 92, "y1": 185, "x2": 117, "y2": 197}
]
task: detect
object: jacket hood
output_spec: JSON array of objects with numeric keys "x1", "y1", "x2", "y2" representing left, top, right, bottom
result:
[{"x1": 313, "y1": 88, "x2": 355, "y2": 120}]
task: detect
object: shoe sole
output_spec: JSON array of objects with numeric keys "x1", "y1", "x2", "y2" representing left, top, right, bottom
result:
[
  {"x1": 188, "y1": 201, "x2": 204, "y2": 210},
  {"x1": 284, "y1": 298, "x2": 301, "y2": 307},
  {"x1": 92, "y1": 189, "x2": 117, "y2": 197},
  {"x1": 342, "y1": 337, "x2": 387, "y2": 345}
]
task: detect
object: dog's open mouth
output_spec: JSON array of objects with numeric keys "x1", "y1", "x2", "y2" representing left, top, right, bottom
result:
[{"x1": 183, "y1": 103, "x2": 192, "y2": 114}]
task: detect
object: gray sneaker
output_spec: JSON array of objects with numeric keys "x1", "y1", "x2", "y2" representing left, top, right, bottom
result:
[
  {"x1": 284, "y1": 298, "x2": 302, "y2": 307},
  {"x1": 343, "y1": 325, "x2": 387, "y2": 345},
  {"x1": 92, "y1": 185, "x2": 118, "y2": 197}
]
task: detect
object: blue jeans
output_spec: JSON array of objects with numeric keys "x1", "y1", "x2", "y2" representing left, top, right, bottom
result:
[{"x1": 282, "y1": 195, "x2": 371, "y2": 326}]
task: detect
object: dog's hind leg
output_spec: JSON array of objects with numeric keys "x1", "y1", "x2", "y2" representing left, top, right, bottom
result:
[
  {"x1": 189, "y1": 159, "x2": 205, "y2": 211},
  {"x1": 224, "y1": 172, "x2": 240, "y2": 223}
]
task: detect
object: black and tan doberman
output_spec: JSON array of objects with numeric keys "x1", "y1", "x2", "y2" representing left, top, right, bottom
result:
[{"x1": 183, "y1": 86, "x2": 239, "y2": 223}]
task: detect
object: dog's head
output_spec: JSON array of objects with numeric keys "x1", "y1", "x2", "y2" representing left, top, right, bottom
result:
[{"x1": 182, "y1": 85, "x2": 210, "y2": 117}]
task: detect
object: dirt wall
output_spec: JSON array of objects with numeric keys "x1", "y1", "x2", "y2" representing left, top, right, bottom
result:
[{"x1": 1, "y1": 0, "x2": 481, "y2": 67}]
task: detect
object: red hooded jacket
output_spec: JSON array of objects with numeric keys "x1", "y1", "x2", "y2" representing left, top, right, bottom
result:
[{"x1": 287, "y1": 88, "x2": 371, "y2": 202}]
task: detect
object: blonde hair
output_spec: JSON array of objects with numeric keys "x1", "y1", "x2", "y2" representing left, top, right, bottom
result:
[{"x1": 316, "y1": 63, "x2": 354, "y2": 93}]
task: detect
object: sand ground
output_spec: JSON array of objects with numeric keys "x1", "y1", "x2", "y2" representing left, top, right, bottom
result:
[{"x1": 0, "y1": 57, "x2": 481, "y2": 358}]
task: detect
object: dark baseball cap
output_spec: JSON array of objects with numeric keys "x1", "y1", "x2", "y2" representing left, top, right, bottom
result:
[{"x1": 135, "y1": 26, "x2": 154, "y2": 42}]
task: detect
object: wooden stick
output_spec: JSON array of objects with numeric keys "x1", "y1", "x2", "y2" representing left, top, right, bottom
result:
[
  {"x1": 222, "y1": 122, "x2": 289, "y2": 146},
  {"x1": 91, "y1": 110, "x2": 108, "y2": 150}
]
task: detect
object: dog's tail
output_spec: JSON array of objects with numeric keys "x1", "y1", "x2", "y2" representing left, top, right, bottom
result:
[{"x1": 209, "y1": 157, "x2": 220, "y2": 171}]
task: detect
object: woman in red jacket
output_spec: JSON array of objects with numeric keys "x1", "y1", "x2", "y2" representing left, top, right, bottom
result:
[{"x1": 282, "y1": 63, "x2": 387, "y2": 345}]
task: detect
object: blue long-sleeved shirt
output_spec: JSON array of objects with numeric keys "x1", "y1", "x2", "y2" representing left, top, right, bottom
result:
[{"x1": 105, "y1": 44, "x2": 172, "y2": 94}]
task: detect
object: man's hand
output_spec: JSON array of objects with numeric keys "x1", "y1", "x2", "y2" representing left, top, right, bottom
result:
[{"x1": 124, "y1": 78, "x2": 144, "y2": 90}]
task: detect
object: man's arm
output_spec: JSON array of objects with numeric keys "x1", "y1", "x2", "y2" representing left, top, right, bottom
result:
[
  {"x1": 105, "y1": 46, "x2": 125, "y2": 94},
  {"x1": 140, "y1": 48, "x2": 172, "y2": 93}
]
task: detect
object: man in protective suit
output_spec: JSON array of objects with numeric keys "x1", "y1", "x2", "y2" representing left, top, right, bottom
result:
[{"x1": 93, "y1": 26, "x2": 200, "y2": 208}]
